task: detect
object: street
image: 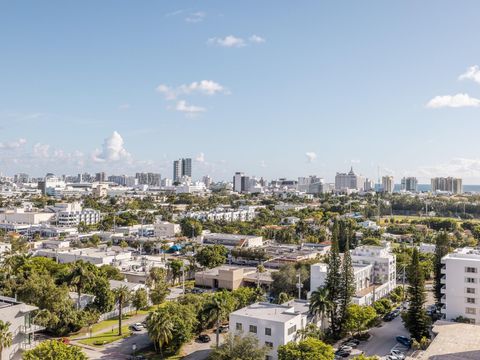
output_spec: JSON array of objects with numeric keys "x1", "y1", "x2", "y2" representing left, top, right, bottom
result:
[{"x1": 357, "y1": 316, "x2": 410, "y2": 357}]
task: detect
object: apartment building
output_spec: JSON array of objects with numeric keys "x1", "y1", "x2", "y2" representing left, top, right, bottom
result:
[
  {"x1": 440, "y1": 248, "x2": 480, "y2": 324},
  {"x1": 309, "y1": 243, "x2": 396, "y2": 305},
  {"x1": 431, "y1": 177, "x2": 463, "y2": 194},
  {"x1": 153, "y1": 220, "x2": 180, "y2": 238},
  {"x1": 0, "y1": 296, "x2": 44, "y2": 360},
  {"x1": 335, "y1": 167, "x2": 365, "y2": 192},
  {"x1": 35, "y1": 247, "x2": 132, "y2": 265},
  {"x1": 229, "y1": 300, "x2": 313, "y2": 360},
  {"x1": 194, "y1": 265, "x2": 275, "y2": 290},
  {"x1": 173, "y1": 158, "x2": 192, "y2": 182},
  {"x1": 382, "y1": 176, "x2": 394, "y2": 194},
  {"x1": 54, "y1": 203, "x2": 101, "y2": 226},
  {"x1": 401, "y1": 177, "x2": 418, "y2": 192}
]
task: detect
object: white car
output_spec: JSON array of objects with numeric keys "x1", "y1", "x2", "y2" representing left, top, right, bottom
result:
[
  {"x1": 391, "y1": 350, "x2": 405, "y2": 359},
  {"x1": 339, "y1": 345, "x2": 353, "y2": 352}
]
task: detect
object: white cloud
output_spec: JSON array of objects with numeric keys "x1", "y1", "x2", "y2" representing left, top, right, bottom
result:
[
  {"x1": 207, "y1": 35, "x2": 246, "y2": 48},
  {"x1": 426, "y1": 93, "x2": 480, "y2": 108},
  {"x1": 32, "y1": 143, "x2": 50, "y2": 158},
  {"x1": 156, "y1": 80, "x2": 227, "y2": 100},
  {"x1": 305, "y1": 152, "x2": 317, "y2": 163},
  {"x1": 185, "y1": 11, "x2": 206, "y2": 23},
  {"x1": 249, "y1": 35, "x2": 266, "y2": 44},
  {"x1": 92, "y1": 131, "x2": 132, "y2": 163},
  {"x1": 418, "y1": 158, "x2": 480, "y2": 179},
  {"x1": 195, "y1": 152, "x2": 205, "y2": 162},
  {"x1": 0, "y1": 138, "x2": 27, "y2": 150},
  {"x1": 175, "y1": 100, "x2": 206, "y2": 115},
  {"x1": 459, "y1": 65, "x2": 480, "y2": 84}
]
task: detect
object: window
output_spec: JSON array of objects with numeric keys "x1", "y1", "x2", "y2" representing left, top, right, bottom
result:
[
  {"x1": 466, "y1": 297, "x2": 476, "y2": 304},
  {"x1": 466, "y1": 307, "x2": 476, "y2": 315},
  {"x1": 265, "y1": 327, "x2": 271, "y2": 336},
  {"x1": 249, "y1": 325, "x2": 257, "y2": 334},
  {"x1": 265, "y1": 341, "x2": 273, "y2": 348},
  {"x1": 466, "y1": 267, "x2": 478, "y2": 273},
  {"x1": 467, "y1": 288, "x2": 476, "y2": 294},
  {"x1": 466, "y1": 277, "x2": 477, "y2": 284},
  {"x1": 236, "y1": 323, "x2": 242, "y2": 331},
  {"x1": 287, "y1": 325, "x2": 297, "y2": 335},
  {"x1": 469, "y1": 318, "x2": 476, "y2": 324}
]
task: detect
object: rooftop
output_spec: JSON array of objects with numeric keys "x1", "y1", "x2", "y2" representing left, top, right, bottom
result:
[{"x1": 230, "y1": 300, "x2": 309, "y2": 323}]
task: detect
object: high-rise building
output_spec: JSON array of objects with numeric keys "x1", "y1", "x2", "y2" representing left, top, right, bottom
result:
[
  {"x1": 335, "y1": 167, "x2": 365, "y2": 191},
  {"x1": 431, "y1": 177, "x2": 463, "y2": 194},
  {"x1": 95, "y1": 172, "x2": 106, "y2": 182},
  {"x1": 382, "y1": 176, "x2": 394, "y2": 193},
  {"x1": 202, "y1": 175, "x2": 212, "y2": 188},
  {"x1": 13, "y1": 173, "x2": 29, "y2": 183},
  {"x1": 401, "y1": 177, "x2": 418, "y2": 192},
  {"x1": 364, "y1": 178, "x2": 375, "y2": 191},
  {"x1": 233, "y1": 172, "x2": 250, "y2": 193},
  {"x1": 173, "y1": 158, "x2": 192, "y2": 182}
]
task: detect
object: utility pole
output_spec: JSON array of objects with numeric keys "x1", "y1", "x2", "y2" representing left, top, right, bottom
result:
[{"x1": 296, "y1": 273, "x2": 303, "y2": 300}]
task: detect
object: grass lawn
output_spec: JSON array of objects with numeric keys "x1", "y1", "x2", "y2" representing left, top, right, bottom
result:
[
  {"x1": 78, "y1": 325, "x2": 132, "y2": 346},
  {"x1": 137, "y1": 345, "x2": 183, "y2": 359}
]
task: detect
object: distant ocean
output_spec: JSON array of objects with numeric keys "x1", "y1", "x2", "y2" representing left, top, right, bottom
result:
[{"x1": 393, "y1": 184, "x2": 480, "y2": 193}]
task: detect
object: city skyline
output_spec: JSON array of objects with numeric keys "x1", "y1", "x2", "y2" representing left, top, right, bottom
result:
[{"x1": 2, "y1": 1, "x2": 480, "y2": 182}]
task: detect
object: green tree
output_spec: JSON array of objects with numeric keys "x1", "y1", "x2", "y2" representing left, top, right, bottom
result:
[
  {"x1": 339, "y1": 239, "x2": 355, "y2": 333},
  {"x1": 309, "y1": 287, "x2": 333, "y2": 332},
  {"x1": 203, "y1": 293, "x2": 234, "y2": 347},
  {"x1": 345, "y1": 304, "x2": 377, "y2": 336},
  {"x1": 180, "y1": 218, "x2": 203, "y2": 238},
  {"x1": 277, "y1": 337, "x2": 335, "y2": 360},
  {"x1": 325, "y1": 232, "x2": 341, "y2": 335},
  {"x1": 195, "y1": 245, "x2": 229, "y2": 269},
  {"x1": 271, "y1": 264, "x2": 309, "y2": 300},
  {"x1": 132, "y1": 288, "x2": 149, "y2": 314},
  {"x1": 91, "y1": 277, "x2": 115, "y2": 313},
  {"x1": 402, "y1": 248, "x2": 430, "y2": 341},
  {"x1": 434, "y1": 231, "x2": 450, "y2": 306},
  {"x1": 113, "y1": 285, "x2": 132, "y2": 335},
  {"x1": 147, "y1": 310, "x2": 174, "y2": 358},
  {"x1": 0, "y1": 320, "x2": 12, "y2": 360},
  {"x1": 22, "y1": 340, "x2": 87, "y2": 360},
  {"x1": 66, "y1": 261, "x2": 96, "y2": 310},
  {"x1": 352, "y1": 355, "x2": 379, "y2": 360},
  {"x1": 169, "y1": 259, "x2": 184, "y2": 285},
  {"x1": 209, "y1": 333, "x2": 270, "y2": 360}
]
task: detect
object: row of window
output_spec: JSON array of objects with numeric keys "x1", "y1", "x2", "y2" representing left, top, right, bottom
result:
[
  {"x1": 235, "y1": 323, "x2": 297, "y2": 337},
  {"x1": 466, "y1": 267, "x2": 478, "y2": 274},
  {"x1": 466, "y1": 307, "x2": 476, "y2": 315}
]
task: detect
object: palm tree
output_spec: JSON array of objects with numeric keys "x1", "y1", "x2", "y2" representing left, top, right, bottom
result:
[
  {"x1": 0, "y1": 320, "x2": 12, "y2": 360},
  {"x1": 309, "y1": 287, "x2": 333, "y2": 332},
  {"x1": 204, "y1": 296, "x2": 230, "y2": 348},
  {"x1": 113, "y1": 285, "x2": 132, "y2": 335},
  {"x1": 147, "y1": 311, "x2": 173, "y2": 358},
  {"x1": 66, "y1": 261, "x2": 96, "y2": 310}
]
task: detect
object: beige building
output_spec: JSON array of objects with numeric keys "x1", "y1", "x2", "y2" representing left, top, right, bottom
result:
[{"x1": 195, "y1": 265, "x2": 274, "y2": 290}]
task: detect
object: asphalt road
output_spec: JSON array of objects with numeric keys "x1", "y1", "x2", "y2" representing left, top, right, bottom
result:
[{"x1": 357, "y1": 315, "x2": 410, "y2": 357}]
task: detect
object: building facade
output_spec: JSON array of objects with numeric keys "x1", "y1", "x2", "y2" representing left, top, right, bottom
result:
[
  {"x1": 431, "y1": 177, "x2": 463, "y2": 194},
  {"x1": 335, "y1": 167, "x2": 365, "y2": 192}
]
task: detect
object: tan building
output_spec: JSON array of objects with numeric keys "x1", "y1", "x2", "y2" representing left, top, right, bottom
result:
[{"x1": 195, "y1": 265, "x2": 274, "y2": 290}]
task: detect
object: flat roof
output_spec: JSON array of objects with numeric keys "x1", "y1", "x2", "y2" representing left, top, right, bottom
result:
[
  {"x1": 230, "y1": 301, "x2": 306, "y2": 323},
  {"x1": 420, "y1": 320, "x2": 480, "y2": 359}
]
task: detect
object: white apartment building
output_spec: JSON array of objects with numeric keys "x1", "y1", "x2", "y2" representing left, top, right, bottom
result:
[
  {"x1": 0, "y1": 296, "x2": 44, "y2": 360},
  {"x1": 335, "y1": 167, "x2": 365, "y2": 192},
  {"x1": 54, "y1": 203, "x2": 101, "y2": 226},
  {"x1": 0, "y1": 208, "x2": 55, "y2": 225},
  {"x1": 183, "y1": 206, "x2": 257, "y2": 222},
  {"x1": 229, "y1": 300, "x2": 313, "y2": 360},
  {"x1": 154, "y1": 220, "x2": 180, "y2": 238},
  {"x1": 310, "y1": 243, "x2": 396, "y2": 306},
  {"x1": 35, "y1": 247, "x2": 132, "y2": 265},
  {"x1": 382, "y1": 176, "x2": 394, "y2": 194},
  {"x1": 440, "y1": 248, "x2": 480, "y2": 324}
]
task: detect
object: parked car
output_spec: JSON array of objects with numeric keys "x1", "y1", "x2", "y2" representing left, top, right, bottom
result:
[
  {"x1": 396, "y1": 336, "x2": 412, "y2": 347},
  {"x1": 339, "y1": 345, "x2": 353, "y2": 352},
  {"x1": 386, "y1": 355, "x2": 401, "y2": 360},
  {"x1": 334, "y1": 349, "x2": 351, "y2": 358},
  {"x1": 343, "y1": 341, "x2": 358, "y2": 348},
  {"x1": 383, "y1": 313, "x2": 395, "y2": 321},
  {"x1": 345, "y1": 338, "x2": 360, "y2": 345},
  {"x1": 391, "y1": 349, "x2": 406, "y2": 359},
  {"x1": 198, "y1": 334, "x2": 211, "y2": 343},
  {"x1": 129, "y1": 324, "x2": 142, "y2": 331},
  {"x1": 217, "y1": 324, "x2": 229, "y2": 333}
]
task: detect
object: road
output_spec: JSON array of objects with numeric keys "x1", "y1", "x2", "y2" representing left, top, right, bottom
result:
[
  {"x1": 181, "y1": 330, "x2": 226, "y2": 360},
  {"x1": 357, "y1": 315, "x2": 410, "y2": 357}
]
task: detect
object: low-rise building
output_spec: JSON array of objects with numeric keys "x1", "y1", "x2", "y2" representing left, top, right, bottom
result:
[
  {"x1": 229, "y1": 300, "x2": 315, "y2": 360},
  {"x1": 202, "y1": 233, "x2": 263, "y2": 248},
  {"x1": 194, "y1": 265, "x2": 275, "y2": 290},
  {"x1": 35, "y1": 247, "x2": 132, "y2": 265},
  {"x1": 154, "y1": 220, "x2": 180, "y2": 238},
  {"x1": 0, "y1": 296, "x2": 44, "y2": 360}
]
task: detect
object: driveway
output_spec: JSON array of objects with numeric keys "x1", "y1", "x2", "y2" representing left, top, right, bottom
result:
[
  {"x1": 181, "y1": 330, "x2": 226, "y2": 360},
  {"x1": 357, "y1": 316, "x2": 410, "y2": 357}
]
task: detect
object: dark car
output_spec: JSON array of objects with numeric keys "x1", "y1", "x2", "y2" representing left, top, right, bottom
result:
[
  {"x1": 198, "y1": 334, "x2": 211, "y2": 343},
  {"x1": 335, "y1": 349, "x2": 351, "y2": 358},
  {"x1": 342, "y1": 338, "x2": 360, "y2": 346},
  {"x1": 383, "y1": 313, "x2": 395, "y2": 321},
  {"x1": 217, "y1": 324, "x2": 229, "y2": 333},
  {"x1": 396, "y1": 335, "x2": 412, "y2": 348}
]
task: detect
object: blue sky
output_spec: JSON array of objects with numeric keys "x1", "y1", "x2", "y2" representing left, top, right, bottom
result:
[{"x1": 2, "y1": 1, "x2": 480, "y2": 183}]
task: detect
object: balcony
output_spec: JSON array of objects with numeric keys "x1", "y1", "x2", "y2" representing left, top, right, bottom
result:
[
  {"x1": 19, "y1": 324, "x2": 45, "y2": 335},
  {"x1": 440, "y1": 276, "x2": 446, "y2": 284},
  {"x1": 441, "y1": 295, "x2": 446, "y2": 303},
  {"x1": 440, "y1": 286, "x2": 446, "y2": 294},
  {"x1": 440, "y1": 305, "x2": 446, "y2": 314},
  {"x1": 20, "y1": 340, "x2": 39, "y2": 351},
  {"x1": 441, "y1": 267, "x2": 446, "y2": 274}
]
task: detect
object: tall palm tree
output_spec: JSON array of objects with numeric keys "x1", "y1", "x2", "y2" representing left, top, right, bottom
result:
[
  {"x1": 147, "y1": 311, "x2": 173, "y2": 358},
  {"x1": 66, "y1": 261, "x2": 96, "y2": 310},
  {"x1": 0, "y1": 320, "x2": 12, "y2": 360},
  {"x1": 204, "y1": 296, "x2": 230, "y2": 348},
  {"x1": 113, "y1": 285, "x2": 132, "y2": 335},
  {"x1": 309, "y1": 287, "x2": 333, "y2": 332}
]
